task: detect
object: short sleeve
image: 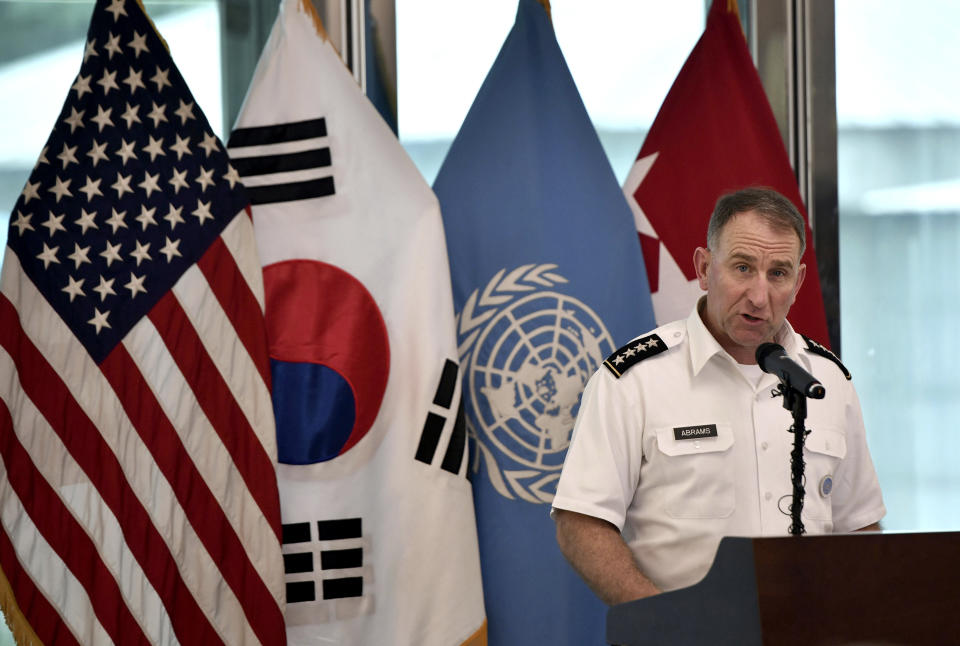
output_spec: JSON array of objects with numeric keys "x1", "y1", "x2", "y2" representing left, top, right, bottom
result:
[
  {"x1": 551, "y1": 367, "x2": 644, "y2": 531},
  {"x1": 829, "y1": 382, "x2": 886, "y2": 532}
]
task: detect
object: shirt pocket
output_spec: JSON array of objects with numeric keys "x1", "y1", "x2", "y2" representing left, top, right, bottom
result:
[
  {"x1": 801, "y1": 427, "x2": 847, "y2": 522},
  {"x1": 655, "y1": 424, "x2": 736, "y2": 519}
]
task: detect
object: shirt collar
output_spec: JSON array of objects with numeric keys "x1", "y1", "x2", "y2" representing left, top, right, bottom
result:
[{"x1": 686, "y1": 296, "x2": 800, "y2": 377}]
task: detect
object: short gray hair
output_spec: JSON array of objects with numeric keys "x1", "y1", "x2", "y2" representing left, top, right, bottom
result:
[{"x1": 706, "y1": 187, "x2": 806, "y2": 257}]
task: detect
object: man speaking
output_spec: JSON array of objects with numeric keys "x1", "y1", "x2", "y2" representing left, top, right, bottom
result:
[{"x1": 551, "y1": 187, "x2": 885, "y2": 604}]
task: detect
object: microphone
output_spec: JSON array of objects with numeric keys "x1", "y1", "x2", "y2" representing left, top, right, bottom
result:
[{"x1": 755, "y1": 343, "x2": 825, "y2": 399}]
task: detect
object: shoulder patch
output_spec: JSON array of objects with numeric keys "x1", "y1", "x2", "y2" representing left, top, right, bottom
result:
[
  {"x1": 801, "y1": 334, "x2": 851, "y2": 380},
  {"x1": 603, "y1": 334, "x2": 667, "y2": 378}
]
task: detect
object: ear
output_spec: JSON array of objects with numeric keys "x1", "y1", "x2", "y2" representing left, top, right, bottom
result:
[{"x1": 693, "y1": 247, "x2": 711, "y2": 291}]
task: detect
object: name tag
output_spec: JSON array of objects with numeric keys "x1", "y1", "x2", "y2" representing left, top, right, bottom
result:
[{"x1": 673, "y1": 424, "x2": 718, "y2": 441}]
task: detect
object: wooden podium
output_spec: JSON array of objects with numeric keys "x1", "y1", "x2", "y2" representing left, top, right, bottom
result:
[{"x1": 607, "y1": 532, "x2": 960, "y2": 645}]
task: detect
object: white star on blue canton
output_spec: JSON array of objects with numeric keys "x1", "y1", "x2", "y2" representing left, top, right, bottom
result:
[
  {"x1": 11, "y1": 211, "x2": 34, "y2": 235},
  {"x1": 104, "y1": 32, "x2": 123, "y2": 59},
  {"x1": 97, "y1": 68, "x2": 119, "y2": 94},
  {"x1": 62, "y1": 276, "x2": 85, "y2": 302},
  {"x1": 88, "y1": 308, "x2": 111, "y2": 333},
  {"x1": 105, "y1": 0, "x2": 127, "y2": 22}
]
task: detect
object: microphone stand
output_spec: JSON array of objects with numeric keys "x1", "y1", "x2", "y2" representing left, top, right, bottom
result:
[{"x1": 771, "y1": 379, "x2": 810, "y2": 536}]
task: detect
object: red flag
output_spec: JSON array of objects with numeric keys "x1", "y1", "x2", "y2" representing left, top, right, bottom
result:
[
  {"x1": 625, "y1": 0, "x2": 830, "y2": 345},
  {"x1": 0, "y1": 1, "x2": 285, "y2": 643}
]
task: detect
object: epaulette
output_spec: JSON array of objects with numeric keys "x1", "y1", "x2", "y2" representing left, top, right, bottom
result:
[
  {"x1": 801, "y1": 334, "x2": 851, "y2": 380},
  {"x1": 603, "y1": 334, "x2": 667, "y2": 378}
]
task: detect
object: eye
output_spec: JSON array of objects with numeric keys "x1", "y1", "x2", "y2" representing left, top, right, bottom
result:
[{"x1": 735, "y1": 264, "x2": 749, "y2": 273}]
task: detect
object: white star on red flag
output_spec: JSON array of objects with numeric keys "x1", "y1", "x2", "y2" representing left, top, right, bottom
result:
[{"x1": 623, "y1": 0, "x2": 830, "y2": 344}]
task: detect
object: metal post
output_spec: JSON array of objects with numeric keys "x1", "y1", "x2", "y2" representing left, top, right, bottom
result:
[{"x1": 753, "y1": 0, "x2": 840, "y2": 353}]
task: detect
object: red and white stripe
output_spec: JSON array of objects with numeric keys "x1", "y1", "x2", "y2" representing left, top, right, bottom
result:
[{"x1": 0, "y1": 210, "x2": 285, "y2": 645}]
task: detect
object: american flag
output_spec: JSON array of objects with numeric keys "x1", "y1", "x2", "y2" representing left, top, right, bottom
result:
[{"x1": 0, "y1": 1, "x2": 286, "y2": 644}]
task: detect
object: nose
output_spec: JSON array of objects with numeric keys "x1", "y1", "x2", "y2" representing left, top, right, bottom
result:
[{"x1": 745, "y1": 275, "x2": 770, "y2": 310}]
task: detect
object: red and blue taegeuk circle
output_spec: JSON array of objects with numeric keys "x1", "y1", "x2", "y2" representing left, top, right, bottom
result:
[{"x1": 264, "y1": 259, "x2": 390, "y2": 464}]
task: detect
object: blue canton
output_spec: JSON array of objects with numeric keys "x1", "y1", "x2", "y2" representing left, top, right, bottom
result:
[{"x1": 7, "y1": 0, "x2": 248, "y2": 364}]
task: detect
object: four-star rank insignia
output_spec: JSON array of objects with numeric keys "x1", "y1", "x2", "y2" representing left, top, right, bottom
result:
[{"x1": 603, "y1": 333, "x2": 667, "y2": 378}]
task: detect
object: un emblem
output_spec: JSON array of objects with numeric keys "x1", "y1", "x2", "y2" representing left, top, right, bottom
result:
[{"x1": 457, "y1": 264, "x2": 614, "y2": 503}]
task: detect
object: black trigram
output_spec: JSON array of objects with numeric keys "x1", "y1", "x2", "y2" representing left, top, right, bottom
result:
[
  {"x1": 281, "y1": 518, "x2": 364, "y2": 603},
  {"x1": 227, "y1": 117, "x2": 335, "y2": 205},
  {"x1": 414, "y1": 359, "x2": 467, "y2": 475}
]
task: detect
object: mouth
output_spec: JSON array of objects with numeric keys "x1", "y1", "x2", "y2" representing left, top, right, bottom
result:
[{"x1": 741, "y1": 313, "x2": 765, "y2": 324}]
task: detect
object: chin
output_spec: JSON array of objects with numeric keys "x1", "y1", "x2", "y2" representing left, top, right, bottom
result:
[{"x1": 732, "y1": 331, "x2": 769, "y2": 348}]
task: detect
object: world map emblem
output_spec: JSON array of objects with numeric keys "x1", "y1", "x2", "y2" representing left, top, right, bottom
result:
[{"x1": 457, "y1": 264, "x2": 614, "y2": 503}]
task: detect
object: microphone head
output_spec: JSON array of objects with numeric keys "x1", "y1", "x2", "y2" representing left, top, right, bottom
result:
[{"x1": 755, "y1": 342, "x2": 784, "y2": 369}]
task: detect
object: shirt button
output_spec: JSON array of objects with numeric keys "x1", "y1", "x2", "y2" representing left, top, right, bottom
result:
[
  {"x1": 761, "y1": 441, "x2": 769, "y2": 450},
  {"x1": 765, "y1": 491, "x2": 773, "y2": 501}
]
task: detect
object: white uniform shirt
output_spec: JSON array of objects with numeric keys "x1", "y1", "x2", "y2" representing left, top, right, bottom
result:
[{"x1": 552, "y1": 305, "x2": 886, "y2": 592}]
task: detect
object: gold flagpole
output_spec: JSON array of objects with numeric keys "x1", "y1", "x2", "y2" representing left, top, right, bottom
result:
[
  {"x1": 724, "y1": 0, "x2": 746, "y2": 39},
  {"x1": 300, "y1": 0, "x2": 330, "y2": 41},
  {"x1": 536, "y1": 0, "x2": 552, "y2": 22}
]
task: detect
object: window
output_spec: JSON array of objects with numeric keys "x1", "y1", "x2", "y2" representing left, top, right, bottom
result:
[
  {"x1": 837, "y1": 0, "x2": 960, "y2": 531},
  {"x1": 396, "y1": 0, "x2": 705, "y2": 185}
]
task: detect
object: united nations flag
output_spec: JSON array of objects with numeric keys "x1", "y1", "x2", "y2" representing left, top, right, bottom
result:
[{"x1": 433, "y1": 1, "x2": 656, "y2": 644}]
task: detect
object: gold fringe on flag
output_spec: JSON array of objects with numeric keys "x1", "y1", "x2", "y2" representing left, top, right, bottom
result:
[
  {"x1": 461, "y1": 620, "x2": 489, "y2": 646},
  {"x1": 134, "y1": 0, "x2": 171, "y2": 52},
  {"x1": 0, "y1": 564, "x2": 42, "y2": 646}
]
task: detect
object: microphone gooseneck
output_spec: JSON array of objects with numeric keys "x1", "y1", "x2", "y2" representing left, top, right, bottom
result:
[{"x1": 755, "y1": 341, "x2": 825, "y2": 536}]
